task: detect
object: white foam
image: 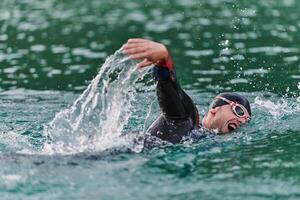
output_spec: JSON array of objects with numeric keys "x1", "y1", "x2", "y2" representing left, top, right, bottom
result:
[
  {"x1": 254, "y1": 96, "x2": 300, "y2": 119},
  {"x1": 42, "y1": 50, "x2": 148, "y2": 155}
]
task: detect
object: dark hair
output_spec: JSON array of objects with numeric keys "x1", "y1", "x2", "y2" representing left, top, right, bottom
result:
[{"x1": 211, "y1": 92, "x2": 251, "y2": 116}]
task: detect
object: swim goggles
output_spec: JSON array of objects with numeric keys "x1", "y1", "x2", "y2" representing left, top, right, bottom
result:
[{"x1": 214, "y1": 96, "x2": 250, "y2": 120}]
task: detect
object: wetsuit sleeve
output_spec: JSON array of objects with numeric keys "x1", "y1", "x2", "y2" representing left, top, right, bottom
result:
[{"x1": 152, "y1": 56, "x2": 200, "y2": 125}]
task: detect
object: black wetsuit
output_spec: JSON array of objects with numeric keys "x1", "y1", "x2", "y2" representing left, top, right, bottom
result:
[{"x1": 146, "y1": 57, "x2": 202, "y2": 144}]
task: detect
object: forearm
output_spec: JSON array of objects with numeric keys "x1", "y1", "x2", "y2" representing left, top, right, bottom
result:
[
  {"x1": 152, "y1": 57, "x2": 188, "y2": 120},
  {"x1": 152, "y1": 56, "x2": 199, "y2": 124}
]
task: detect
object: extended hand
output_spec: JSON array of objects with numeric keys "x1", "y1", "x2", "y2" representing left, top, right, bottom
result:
[{"x1": 122, "y1": 38, "x2": 169, "y2": 68}]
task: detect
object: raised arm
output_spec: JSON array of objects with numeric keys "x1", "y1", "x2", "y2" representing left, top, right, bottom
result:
[{"x1": 122, "y1": 39, "x2": 199, "y2": 125}]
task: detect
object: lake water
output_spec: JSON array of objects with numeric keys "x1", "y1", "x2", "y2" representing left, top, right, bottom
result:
[{"x1": 0, "y1": 0, "x2": 300, "y2": 199}]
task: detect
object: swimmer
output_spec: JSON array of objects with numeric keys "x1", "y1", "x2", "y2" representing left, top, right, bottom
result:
[{"x1": 122, "y1": 39, "x2": 251, "y2": 144}]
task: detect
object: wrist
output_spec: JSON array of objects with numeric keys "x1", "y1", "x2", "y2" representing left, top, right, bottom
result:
[
  {"x1": 161, "y1": 44, "x2": 169, "y2": 61},
  {"x1": 156, "y1": 54, "x2": 173, "y2": 71}
]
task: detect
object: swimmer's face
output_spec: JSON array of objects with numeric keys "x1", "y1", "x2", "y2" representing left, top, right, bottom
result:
[{"x1": 202, "y1": 104, "x2": 250, "y2": 133}]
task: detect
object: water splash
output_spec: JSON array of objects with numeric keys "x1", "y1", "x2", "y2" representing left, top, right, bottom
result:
[
  {"x1": 0, "y1": 131, "x2": 33, "y2": 153},
  {"x1": 42, "y1": 50, "x2": 148, "y2": 154},
  {"x1": 252, "y1": 95, "x2": 300, "y2": 134},
  {"x1": 254, "y1": 96, "x2": 300, "y2": 119}
]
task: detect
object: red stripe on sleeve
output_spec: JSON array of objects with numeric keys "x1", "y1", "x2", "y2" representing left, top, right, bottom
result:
[{"x1": 155, "y1": 56, "x2": 173, "y2": 71}]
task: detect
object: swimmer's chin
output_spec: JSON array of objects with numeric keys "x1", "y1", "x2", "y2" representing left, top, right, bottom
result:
[
  {"x1": 211, "y1": 128, "x2": 231, "y2": 134},
  {"x1": 211, "y1": 128, "x2": 219, "y2": 134},
  {"x1": 202, "y1": 125, "x2": 219, "y2": 134}
]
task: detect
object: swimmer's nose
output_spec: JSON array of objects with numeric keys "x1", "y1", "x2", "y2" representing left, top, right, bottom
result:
[{"x1": 238, "y1": 117, "x2": 247, "y2": 124}]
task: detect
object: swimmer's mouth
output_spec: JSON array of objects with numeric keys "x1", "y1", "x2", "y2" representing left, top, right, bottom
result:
[{"x1": 228, "y1": 123, "x2": 237, "y2": 131}]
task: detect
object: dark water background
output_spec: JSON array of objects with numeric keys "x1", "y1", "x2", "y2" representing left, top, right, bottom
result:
[{"x1": 0, "y1": 0, "x2": 300, "y2": 199}]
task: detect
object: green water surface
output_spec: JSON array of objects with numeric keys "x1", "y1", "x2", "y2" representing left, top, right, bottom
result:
[{"x1": 0, "y1": 0, "x2": 300, "y2": 199}]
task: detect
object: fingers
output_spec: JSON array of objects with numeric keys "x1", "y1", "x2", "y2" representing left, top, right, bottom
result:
[
  {"x1": 136, "y1": 58, "x2": 153, "y2": 68},
  {"x1": 122, "y1": 38, "x2": 150, "y2": 50},
  {"x1": 129, "y1": 51, "x2": 150, "y2": 60},
  {"x1": 122, "y1": 39, "x2": 146, "y2": 50},
  {"x1": 122, "y1": 43, "x2": 145, "y2": 50},
  {"x1": 127, "y1": 38, "x2": 147, "y2": 43},
  {"x1": 121, "y1": 38, "x2": 154, "y2": 61},
  {"x1": 122, "y1": 39, "x2": 149, "y2": 58},
  {"x1": 123, "y1": 45, "x2": 150, "y2": 60},
  {"x1": 122, "y1": 45, "x2": 147, "y2": 54},
  {"x1": 122, "y1": 41, "x2": 148, "y2": 50}
]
